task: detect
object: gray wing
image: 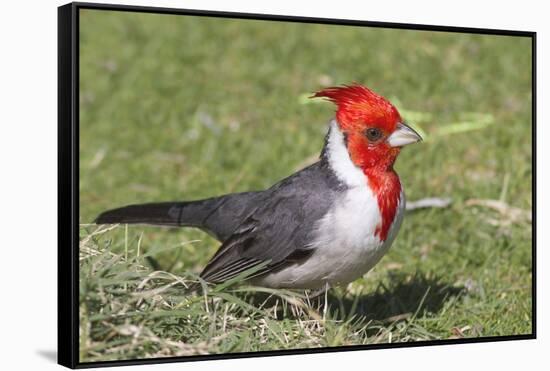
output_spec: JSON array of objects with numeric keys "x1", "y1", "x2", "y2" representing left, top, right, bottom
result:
[
  {"x1": 198, "y1": 192, "x2": 265, "y2": 241},
  {"x1": 200, "y1": 161, "x2": 344, "y2": 284}
]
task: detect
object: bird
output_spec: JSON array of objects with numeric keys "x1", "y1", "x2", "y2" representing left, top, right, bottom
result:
[{"x1": 95, "y1": 83, "x2": 422, "y2": 291}]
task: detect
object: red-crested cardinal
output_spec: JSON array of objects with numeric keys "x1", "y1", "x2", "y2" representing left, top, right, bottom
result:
[{"x1": 96, "y1": 84, "x2": 422, "y2": 290}]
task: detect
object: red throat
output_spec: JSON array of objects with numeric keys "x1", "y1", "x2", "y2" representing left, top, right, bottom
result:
[
  {"x1": 365, "y1": 169, "x2": 401, "y2": 241},
  {"x1": 348, "y1": 136, "x2": 402, "y2": 241}
]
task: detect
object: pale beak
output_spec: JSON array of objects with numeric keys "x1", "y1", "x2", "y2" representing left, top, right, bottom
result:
[{"x1": 387, "y1": 122, "x2": 423, "y2": 147}]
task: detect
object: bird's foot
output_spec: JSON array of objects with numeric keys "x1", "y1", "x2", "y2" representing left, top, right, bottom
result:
[{"x1": 304, "y1": 282, "x2": 331, "y2": 319}]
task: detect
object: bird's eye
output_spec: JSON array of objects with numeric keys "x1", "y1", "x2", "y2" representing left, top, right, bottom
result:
[{"x1": 365, "y1": 128, "x2": 383, "y2": 142}]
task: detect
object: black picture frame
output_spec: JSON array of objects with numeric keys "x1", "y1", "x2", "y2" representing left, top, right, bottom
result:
[{"x1": 58, "y1": 2, "x2": 537, "y2": 368}]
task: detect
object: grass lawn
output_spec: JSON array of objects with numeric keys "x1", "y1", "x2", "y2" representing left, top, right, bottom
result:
[{"x1": 78, "y1": 9, "x2": 533, "y2": 362}]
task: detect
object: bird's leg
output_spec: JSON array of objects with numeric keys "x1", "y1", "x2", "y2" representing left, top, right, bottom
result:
[
  {"x1": 307, "y1": 282, "x2": 331, "y2": 299},
  {"x1": 322, "y1": 282, "x2": 329, "y2": 321}
]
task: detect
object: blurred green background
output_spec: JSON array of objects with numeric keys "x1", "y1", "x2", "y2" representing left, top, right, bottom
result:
[{"x1": 79, "y1": 9, "x2": 532, "y2": 360}]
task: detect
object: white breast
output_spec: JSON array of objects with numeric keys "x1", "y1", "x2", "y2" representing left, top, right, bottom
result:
[
  {"x1": 255, "y1": 120, "x2": 406, "y2": 289},
  {"x1": 312, "y1": 187, "x2": 404, "y2": 284}
]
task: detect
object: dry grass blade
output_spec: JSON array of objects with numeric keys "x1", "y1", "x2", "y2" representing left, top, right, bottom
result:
[{"x1": 466, "y1": 199, "x2": 532, "y2": 226}]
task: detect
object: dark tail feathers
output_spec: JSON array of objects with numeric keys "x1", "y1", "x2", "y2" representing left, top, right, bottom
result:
[
  {"x1": 95, "y1": 201, "x2": 210, "y2": 228},
  {"x1": 94, "y1": 192, "x2": 263, "y2": 242}
]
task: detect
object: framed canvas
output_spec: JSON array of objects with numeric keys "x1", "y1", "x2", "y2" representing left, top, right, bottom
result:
[{"x1": 58, "y1": 2, "x2": 536, "y2": 368}]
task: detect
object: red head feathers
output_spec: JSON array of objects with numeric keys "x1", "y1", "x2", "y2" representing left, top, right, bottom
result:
[{"x1": 313, "y1": 83, "x2": 402, "y2": 133}]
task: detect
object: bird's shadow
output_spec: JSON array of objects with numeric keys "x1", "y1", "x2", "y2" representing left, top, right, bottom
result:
[
  {"x1": 236, "y1": 272, "x2": 464, "y2": 323},
  {"x1": 328, "y1": 272, "x2": 464, "y2": 322}
]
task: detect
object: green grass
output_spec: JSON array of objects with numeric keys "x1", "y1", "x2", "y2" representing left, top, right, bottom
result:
[{"x1": 78, "y1": 9, "x2": 533, "y2": 362}]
